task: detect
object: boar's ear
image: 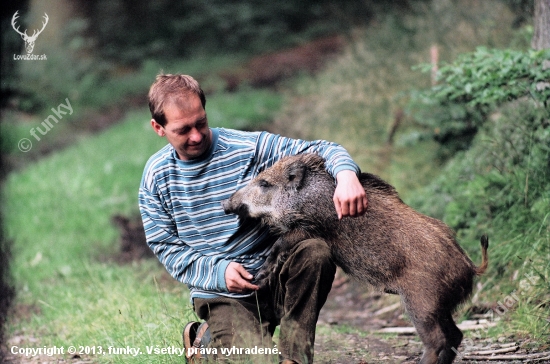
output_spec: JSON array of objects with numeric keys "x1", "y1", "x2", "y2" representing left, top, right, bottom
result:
[{"x1": 286, "y1": 161, "x2": 306, "y2": 191}]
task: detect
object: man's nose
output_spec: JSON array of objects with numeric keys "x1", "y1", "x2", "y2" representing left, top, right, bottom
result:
[{"x1": 189, "y1": 128, "x2": 202, "y2": 143}]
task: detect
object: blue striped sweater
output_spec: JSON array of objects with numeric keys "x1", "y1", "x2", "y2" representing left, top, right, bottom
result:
[{"x1": 138, "y1": 128, "x2": 360, "y2": 301}]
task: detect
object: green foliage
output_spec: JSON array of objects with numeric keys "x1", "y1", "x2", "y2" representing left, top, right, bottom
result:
[
  {"x1": 409, "y1": 101, "x2": 549, "y2": 338},
  {"x1": 273, "y1": 0, "x2": 523, "y2": 196},
  {"x1": 407, "y1": 47, "x2": 550, "y2": 158},
  {"x1": 0, "y1": 114, "x2": 34, "y2": 154},
  {"x1": 432, "y1": 48, "x2": 549, "y2": 108},
  {"x1": 406, "y1": 44, "x2": 549, "y2": 339}
]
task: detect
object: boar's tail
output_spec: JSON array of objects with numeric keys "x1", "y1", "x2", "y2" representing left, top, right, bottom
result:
[{"x1": 475, "y1": 234, "x2": 489, "y2": 275}]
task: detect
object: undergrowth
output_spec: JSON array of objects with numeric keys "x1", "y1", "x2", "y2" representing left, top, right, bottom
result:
[
  {"x1": 272, "y1": 0, "x2": 525, "y2": 198},
  {"x1": 408, "y1": 101, "x2": 550, "y2": 340},
  {"x1": 404, "y1": 43, "x2": 549, "y2": 341}
]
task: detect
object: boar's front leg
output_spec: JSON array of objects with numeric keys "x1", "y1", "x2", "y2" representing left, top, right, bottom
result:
[{"x1": 255, "y1": 237, "x2": 291, "y2": 289}]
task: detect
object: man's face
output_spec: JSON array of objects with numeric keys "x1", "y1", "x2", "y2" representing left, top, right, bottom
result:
[{"x1": 151, "y1": 94, "x2": 212, "y2": 161}]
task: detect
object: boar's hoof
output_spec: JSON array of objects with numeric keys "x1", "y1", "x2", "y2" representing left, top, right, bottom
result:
[
  {"x1": 255, "y1": 269, "x2": 269, "y2": 284},
  {"x1": 277, "y1": 251, "x2": 290, "y2": 266},
  {"x1": 256, "y1": 277, "x2": 271, "y2": 290},
  {"x1": 256, "y1": 251, "x2": 291, "y2": 288},
  {"x1": 255, "y1": 264, "x2": 275, "y2": 288}
]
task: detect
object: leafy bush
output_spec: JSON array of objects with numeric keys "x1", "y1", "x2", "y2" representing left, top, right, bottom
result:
[
  {"x1": 409, "y1": 100, "x2": 549, "y2": 337},
  {"x1": 407, "y1": 47, "x2": 550, "y2": 158},
  {"x1": 407, "y1": 46, "x2": 549, "y2": 338}
]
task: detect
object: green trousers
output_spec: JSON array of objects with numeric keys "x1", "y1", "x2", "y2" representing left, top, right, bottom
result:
[{"x1": 194, "y1": 239, "x2": 336, "y2": 364}]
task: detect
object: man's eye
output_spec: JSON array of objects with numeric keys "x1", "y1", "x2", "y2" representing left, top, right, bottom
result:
[{"x1": 259, "y1": 180, "x2": 271, "y2": 188}]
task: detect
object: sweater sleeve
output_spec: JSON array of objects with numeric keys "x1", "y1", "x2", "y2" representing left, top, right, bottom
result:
[
  {"x1": 138, "y1": 183, "x2": 231, "y2": 292},
  {"x1": 255, "y1": 132, "x2": 360, "y2": 178}
]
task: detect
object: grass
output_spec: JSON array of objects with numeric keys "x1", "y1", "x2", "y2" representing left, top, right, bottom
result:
[
  {"x1": 4, "y1": 110, "x2": 193, "y2": 363},
  {"x1": 207, "y1": 89, "x2": 283, "y2": 130}
]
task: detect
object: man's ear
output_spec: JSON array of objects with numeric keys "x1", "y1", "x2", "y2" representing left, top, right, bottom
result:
[
  {"x1": 151, "y1": 119, "x2": 165, "y2": 137},
  {"x1": 286, "y1": 161, "x2": 306, "y2": 191}
]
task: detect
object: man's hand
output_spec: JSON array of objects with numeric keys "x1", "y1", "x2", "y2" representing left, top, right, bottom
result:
[
  {"x1": 225, "y1": 262, "x2": 259, "y2": 293},
  {"x1": 333, "y1": 170, "x2": 368, "y2": 219}
]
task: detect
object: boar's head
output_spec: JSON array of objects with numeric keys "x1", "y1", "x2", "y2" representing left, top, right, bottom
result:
[{"x1": 222, "y1": 153, "x2": 334, "y2": 233}]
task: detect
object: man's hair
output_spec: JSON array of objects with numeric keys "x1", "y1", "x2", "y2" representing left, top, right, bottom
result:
[{"x1": 148, "y1": 74, "x2": 206, "y2": 127}]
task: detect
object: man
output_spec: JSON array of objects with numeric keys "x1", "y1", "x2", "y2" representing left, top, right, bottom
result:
[{"x1": 139, "y1": 74, "x2": 367, "y2": 363}]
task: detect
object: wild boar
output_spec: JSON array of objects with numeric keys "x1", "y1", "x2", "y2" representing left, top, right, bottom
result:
[{"x1": 221, "y1": 153, "x2": 489, "y2": 364}]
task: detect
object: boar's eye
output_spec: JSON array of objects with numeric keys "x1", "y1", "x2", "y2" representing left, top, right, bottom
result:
[{"x1": 259, "y1": 179, "x2": 271, "y2": 188}]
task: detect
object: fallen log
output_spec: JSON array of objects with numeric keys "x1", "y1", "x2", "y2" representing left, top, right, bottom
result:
[
  {"x1": 467, "y1": 346, "x2": 519, "y2": 355},
  {"x1": 376, "y1": 322, "x2": 497, "y2": 334},
  {"x1": 461, "y1": 351, "x2": 550, "y2": 361},
  {"x1": 373, "y1": 302, "x2": 401, "y2": 317}
]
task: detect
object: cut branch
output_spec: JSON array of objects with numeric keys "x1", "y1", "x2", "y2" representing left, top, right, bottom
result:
[{"x1": 462, "y1": 351, "x2": 550, "y2": 361}]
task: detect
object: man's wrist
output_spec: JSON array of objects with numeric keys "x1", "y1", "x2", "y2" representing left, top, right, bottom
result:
[
  {"x1": 336, "y1": 169, "x2": 359, "y2": 183},
  {"x1": 216, "y1": 259, "x2": 232, "y2": 292}
]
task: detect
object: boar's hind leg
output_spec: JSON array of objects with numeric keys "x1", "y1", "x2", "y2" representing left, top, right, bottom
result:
[
  {"x1": 413, "y1": 318, "x2": 444, "y2": 364},
  {"x1": 436, "y1": 313, "x2": 463, "y2": 364},
  {"x1": 411, "y1": 311, "x2": 461, "y2": 364}
]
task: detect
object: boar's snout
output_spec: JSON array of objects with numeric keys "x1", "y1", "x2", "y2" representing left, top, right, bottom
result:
[
  {"x1": 221, "y1": 198, "x2": 234, "y2": 214},
  {"x1": 221, "y1": 198, "x2": 249, "y2": 218}
]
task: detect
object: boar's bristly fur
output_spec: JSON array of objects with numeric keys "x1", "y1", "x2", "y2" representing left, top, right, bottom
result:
[{"x1": 221, "y1": 153, "x2": 489, "y2": 364}]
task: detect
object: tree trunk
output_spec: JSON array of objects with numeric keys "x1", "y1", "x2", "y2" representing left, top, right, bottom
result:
[
  {"x1": 531, "y1": 0, "x2": 550, "y2": 50},
  {"x1": 27, "y1": 0, "x2": 85, "y2": 53}
]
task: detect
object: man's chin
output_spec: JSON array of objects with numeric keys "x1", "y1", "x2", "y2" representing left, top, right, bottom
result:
[{"x1": 179, "y1": 146, "x2": 207, "y2": 160}]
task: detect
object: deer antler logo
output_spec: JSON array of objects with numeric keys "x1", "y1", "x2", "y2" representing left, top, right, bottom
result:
[{"x1": 11, "y1": 11, "x2": 49, "y2": 54}]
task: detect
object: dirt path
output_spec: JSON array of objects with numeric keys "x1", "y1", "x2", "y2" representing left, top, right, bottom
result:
[{"x1": 315, "y1": 275, "x2": 421, "y2": 363}]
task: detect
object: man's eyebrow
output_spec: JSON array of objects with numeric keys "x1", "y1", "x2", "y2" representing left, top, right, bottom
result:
[
  {"x1": 169, "y1": 114, "x2": 207, "y2": 132},
  {"x1": 171, "y1": 126, "x2": 189, "y2": 133}
]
